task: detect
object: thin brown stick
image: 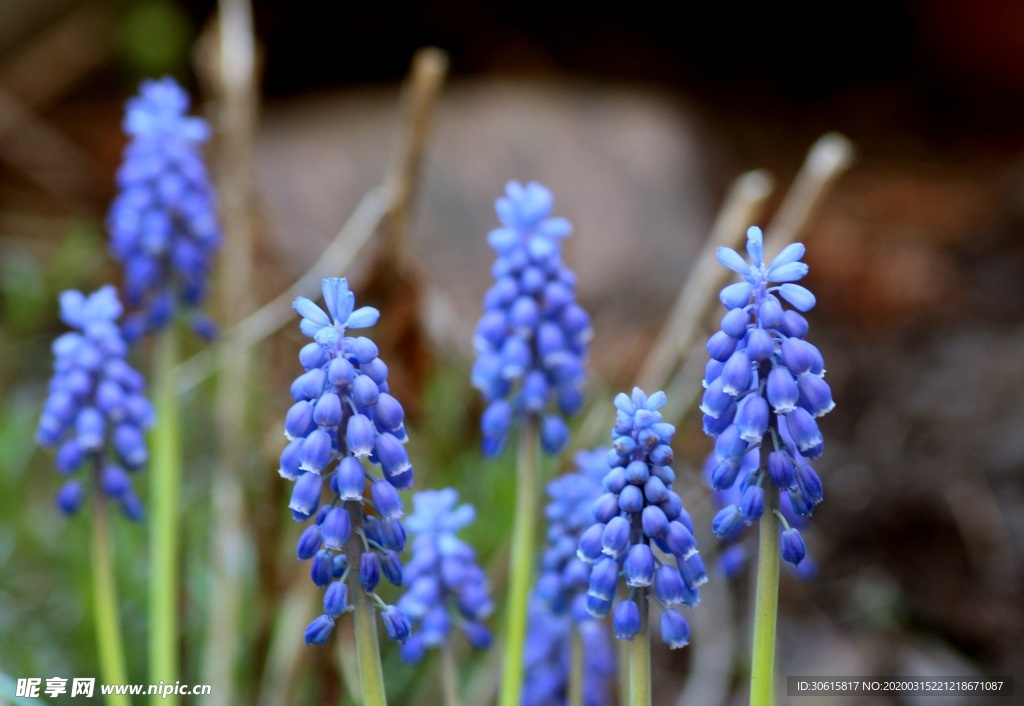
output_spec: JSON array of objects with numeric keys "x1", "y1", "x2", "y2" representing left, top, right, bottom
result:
[
  {"x1": 639, "y1": 169, "x2": 775, "y2": 391},
  {"x1": 0, "y1": 5, "x2": 112, "y2": 202},
  {"x1": 762, "y1": 133, "x2": 853, "y2": 250},
  {"x1": 175, "y1": 49, "x2": 451, "y2": 395},
  {"x1": 201, "y1": 1, "x2": 259, "y2": 704},
  {"x1": 174, "y1": 186, "x2": 387, "y2": 393},
  {"x1": 255, "y1": 577, "x2": 320, "y2": 706},
  {"x1": 0, "y1": 4, "x2": 112, "y2": 110},
  {"x1": 0, "y1": 87, "x2": 102, "y2": 200},
  {"x1": 381, "y1": 47, "x2": 450, "y2": 267},
  {"x1": 573, "y1": 169, "x2": 775, "y2": 448}
]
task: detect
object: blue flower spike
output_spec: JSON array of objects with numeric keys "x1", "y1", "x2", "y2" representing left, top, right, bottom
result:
[
  {"x1": 282, "y1": 278, "x2": 415, "y2": 647},
  {"x1": 396, "y1": 489, "x2": 494, "y2": 663},
  {"x1": 37, "y1": 286, "x2": 153, "y2": 518},
  {"x1": 107, "y1": 77, "x2": 221, "y2": 340},
  {"x1": 577, "y1": 389, "x2": 702, "y2": 650},
  {"x1": 473, "y1": 181, "x2": 592, "y2": 456},
  {"x1": 524, "y1": 448, "x2": 618, "y2": 705},
  {"x1": 703, "y1": 226, "x2": 834, "y2": 567}
]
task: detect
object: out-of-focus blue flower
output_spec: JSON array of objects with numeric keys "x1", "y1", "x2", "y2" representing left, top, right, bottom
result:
[
  {"x1": 704, "y1": 226, "x2": 833, "y2": 567},
  {"x1": 534, "y1": 448, "x2": 607, "y2": 615},
  {"x1": 36, "y1": 286, "x2": 153, "y2": 518},
  {"x1": 577, "y1": 388, "x2": 701, "y2": 649},
  {"x1": 283, "y1": 278, "x2": 413, "y2": 646},
  {"x1": 522, "y1": 599, "x2": 616, "y2": 706},
  {"x1": 473, "y1": 181, "x2": 591, "y2": 457},
  {"x1": 107, "y1": 77, "x2": 221, "y2": 341},
  {"x1": 397, "y1": 489, "x2": 493, "y2": 663},
  {"x1": 523, "y1": 447, "x2": 617, "y2": 704}
]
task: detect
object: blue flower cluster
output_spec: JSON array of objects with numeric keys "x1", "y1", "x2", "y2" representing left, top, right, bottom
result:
[
  {"x1": 706, "y1": 450, "x2": 817, "y2": 581},
  {"x1": 472, "y1": 181, "x2": 592, "y2": 457},
  {"x1": 702, "y1": 226, "x2": 834, "y2": 566},
  {"x1": 396, "y1": 489, "x2": 493, "y2": 663},
  {"x1": 36, "y1": 287, "x2": 153, "y2": 519},
  {"x1": 282, "y1": 278, "x2": 412, "y2": 645},
  {"x1": 577, "y1": 388, "x2": 702, "y2": 648},
  {"x1": 524, "y1": 447, "x2": 617, "y2": 705},
  {"x1": 523, "y1": 600, "x2": 616, "y2": 706},
  {"x1": 534, "y1": 448, "x2": 608, "y2": 616},
  {"x1": 107, "y1": 77, "x2": 221, "y2": 341}
]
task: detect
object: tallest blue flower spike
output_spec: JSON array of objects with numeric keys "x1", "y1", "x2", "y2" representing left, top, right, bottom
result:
[
  {"x1": 703, "y1": 226, "x2": 835, "y2": 565},
  {"x1": 472, "y1": 181, "x2": 592, "y2": 456},
  {"x1": 107, "y1": 77, "x2": 221, "y2": 341}
]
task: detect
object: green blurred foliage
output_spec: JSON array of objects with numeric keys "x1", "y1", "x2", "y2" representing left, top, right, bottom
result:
[
  {"x1": 0, "y1": 220, "x2": 104, "y2": 337},
  {"x1": 115, "y1": 0, "x2": 194, "y2": 79}
]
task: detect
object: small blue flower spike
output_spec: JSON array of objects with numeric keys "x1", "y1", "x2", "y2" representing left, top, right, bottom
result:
[
  {"x1": 36, "y1": 286, "x2": 154, "y2": 518},
  {"x1": 107, "y1": 77, "x2": 221, "y2": 341},
  {"x1": 396, "y1": 489, "x2": 494, "y2": 663},
  {"x1": 577, "y1": 389, "x2": 701, "y2": 649},
  {"x1": 523, "y1": 447, "x2": 618, "y2": 704},
  {"x1": 704, "y1": 226, "x2": 834, "y2": 567},
  {"x1": 522, "y1": 599, "x2": 616, "y2": 706},
  {"x1": 473, "y1": 181, "x2": 591, "y2": 456},
  {"x1": 283, "y1": 278, "x2": 414, "y2": 645}
]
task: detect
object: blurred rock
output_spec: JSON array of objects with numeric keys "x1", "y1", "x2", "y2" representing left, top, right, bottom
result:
[{"x1": 255, "y1": 76, "x2": 716, "y2": 379}]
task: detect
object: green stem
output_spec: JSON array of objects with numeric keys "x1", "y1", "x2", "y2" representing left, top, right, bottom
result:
[
  {"x1": 346, "y1": 502, "x2": 387, "y2": 706},
  {"x1": 568, "y1": 628, "x2": 583, "y2": 706},
  {"x1": 628, "y1": 591, "x2": 651, "y2": 706},
  {"x1": 498, "y1": 422, "x2": 540, "y2": 706},
  {"x1": 91, "y1": 477, "x2": 132, "y2": 706},
  {"x1": 750, "y1": 494, "x2": 780, "y2": 706},
  {"x1": 440, "y1": 642, "x2": 462, "y2": 706},
  {"x1": 150, "y1": 327, "x2": 181, "y2": 705}
]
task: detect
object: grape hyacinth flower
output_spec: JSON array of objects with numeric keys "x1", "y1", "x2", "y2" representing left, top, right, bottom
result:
[
  {"x1": 281, "y1": 278, "x2": 412, "y2": 653},
  {"x1": 476, "y1": 182, "x2": 594, "y2": 706},
  {"x1": 702, "y1": 225, "x2": 834, "y2": 705},
  {"x1": 702, "y1": 226, "x2": 834, "y2": 563},
  {"x1": 36, "y1": 286, "x2": 153, "y2": 518},
  {"x1": 525, "y1": 447, "x2": 617, "y2": 705},
  {"x1": 522, "y1": 600, "x2": 616, "y2": 706},
  {"x1": 472, "y1": 181, "x2": 592, "y2": 456},
  {"x1": 107, "y1": 77, "x2": 221, "y2": 341},
  {"x1": 397, "y1": 489, "x2": 494, "y2": 664},
  {"x1": 577, "y1": 389, "x2": 702, "y2": 647},
  {"x1": 535, "y1": 447, "x2": 609, "y2": 616},
  {"x1": 704, "y1": 450, "x2": 817, "y2": 582}
]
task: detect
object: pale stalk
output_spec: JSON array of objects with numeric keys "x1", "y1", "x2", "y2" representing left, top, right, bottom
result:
[
  {"x1": 568, "y1": 628, "x2": 584, "y2": 706},
  {"x1": 750, "y1": 503, "x2": 780, "y2": 706},
  {"x1": 498, "y1": 422, "x2": 540, "y2": 706},
  {"x1": 440, "y1": 642, "x2": 462, "y2": 706},
  {"x1": 91, "y1": 464, "x2": 132, "y2": 706},
  {"x1": 628, "y1": 592, "x2": 651, "y2": 706},
  {"x1": 345, "y1": 503, "x2": 387, "y2": 706},
  {"x1": 149, "y1": 326, "x2": 181, "y2": 706}
]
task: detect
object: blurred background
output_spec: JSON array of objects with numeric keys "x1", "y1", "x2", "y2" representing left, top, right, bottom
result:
[{"x1": 1, "y1": 1, "x2": 1023, "y2": 704}]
